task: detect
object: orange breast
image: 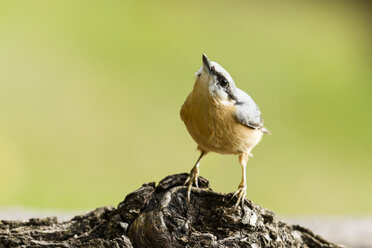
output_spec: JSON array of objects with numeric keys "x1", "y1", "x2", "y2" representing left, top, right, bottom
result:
[{"x1": 181, "y1": 91, "x2": 263, "y2": 155}]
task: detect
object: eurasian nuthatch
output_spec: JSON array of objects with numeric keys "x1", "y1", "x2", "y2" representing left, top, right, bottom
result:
[{"x1": 180, "y1": 54, "x2": 269, "y2": 207}]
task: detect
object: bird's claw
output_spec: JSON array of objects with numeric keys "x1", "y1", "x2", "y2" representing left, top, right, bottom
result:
[
  {"x1": 231, "y1": 184, "x2": 247, "y2": 208},
  {"x1": 184, "y1": 166, "x2": 199, "y2": 203}
]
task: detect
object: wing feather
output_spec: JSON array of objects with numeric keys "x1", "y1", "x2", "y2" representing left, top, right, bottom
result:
[{"x1": 234, "y1": 88, "x2": 264, "y2": 130}]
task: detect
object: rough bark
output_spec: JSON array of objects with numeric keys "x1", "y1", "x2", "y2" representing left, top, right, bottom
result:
[{"x1": 0, "y1": 173, "x2": 342, "y2": 248}]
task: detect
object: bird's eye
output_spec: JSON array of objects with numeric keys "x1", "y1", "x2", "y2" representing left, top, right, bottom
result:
[{"x1": 219, "y1": 79, "x2": 228, "y2": 88}]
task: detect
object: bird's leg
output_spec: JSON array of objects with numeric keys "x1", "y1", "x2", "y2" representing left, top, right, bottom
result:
[
  {"x1": 232, "y1": 152, "x2": 249, "y2": 208},
  {"x1": 184, "y1": 151, "x2": 205, "y2": 203}
]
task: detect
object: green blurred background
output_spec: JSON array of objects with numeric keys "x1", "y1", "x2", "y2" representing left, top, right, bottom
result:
[{"x1": 0, "y1": 1, "x2": 371, "y2": 215}]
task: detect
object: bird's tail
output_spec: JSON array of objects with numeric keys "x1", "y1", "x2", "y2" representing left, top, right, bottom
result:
[{"x1": 262, "y1": 127, "x2": 271, "y2": 135}]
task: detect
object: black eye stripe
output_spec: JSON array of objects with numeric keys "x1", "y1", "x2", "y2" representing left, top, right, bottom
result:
[
  {"x1": 220, "y1": 78, "x2": 228, "y2": 86},
  {"x1": 217, "y1": 75, "x2": 229, "y2": 88},
  {"x1": 211, "y1": 69, "x2": 229, "y2": 88}
]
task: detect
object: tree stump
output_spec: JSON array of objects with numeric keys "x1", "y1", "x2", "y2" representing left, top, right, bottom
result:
[{"x1": 0, "y1": 173, "x2": 342, "y2": 248}]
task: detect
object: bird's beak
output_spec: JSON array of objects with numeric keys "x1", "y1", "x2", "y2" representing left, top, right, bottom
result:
[{"x1": 202, "y1": 54, "x2": 212, "y2": 75}]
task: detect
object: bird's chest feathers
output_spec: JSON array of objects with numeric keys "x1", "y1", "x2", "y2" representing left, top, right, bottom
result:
[
  {"x1": 191, "y1": 87, "x2": 235, "y2": 127},
  {"x1": 183, "y1": 89, "x2": 239, "y2": 152}
]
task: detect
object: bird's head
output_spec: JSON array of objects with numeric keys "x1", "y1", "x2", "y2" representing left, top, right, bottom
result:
[{"x1": 195, "y1": 54, "x2": 238, "y2": 104}]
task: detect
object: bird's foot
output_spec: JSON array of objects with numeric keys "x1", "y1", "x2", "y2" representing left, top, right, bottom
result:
[
  {"x1": 184, "y1": 166, "x2": 199, "y2": 203},
  {"x1": 232, "y1": 183, "x2": 247, "y2": 208}
]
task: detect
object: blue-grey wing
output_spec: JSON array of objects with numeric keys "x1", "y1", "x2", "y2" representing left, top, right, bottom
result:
[{"x1": 235, "y1": 88, "x2": 264, "y2": 129}]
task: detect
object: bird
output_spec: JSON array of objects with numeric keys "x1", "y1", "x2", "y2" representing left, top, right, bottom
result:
[{"x1": 180, "y1": 54, "x2": 269, "y2": 207}]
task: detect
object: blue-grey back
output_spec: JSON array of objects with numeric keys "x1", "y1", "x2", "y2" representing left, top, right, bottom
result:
[{"x1": 235, "y1": 88, "x2": 263, "y2": 129}]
